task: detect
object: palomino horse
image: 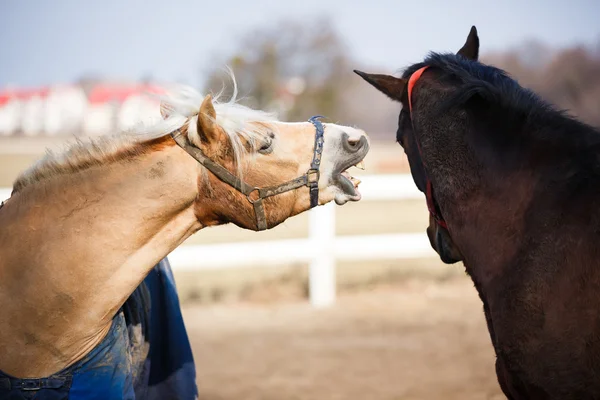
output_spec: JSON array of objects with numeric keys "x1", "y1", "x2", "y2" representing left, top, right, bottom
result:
[
  {"x1": 0, "y1": 83, "x2": 370, "y2": 399},
  {"x1": 356, "y1": 26, "x2": 600, "y2": 399}
]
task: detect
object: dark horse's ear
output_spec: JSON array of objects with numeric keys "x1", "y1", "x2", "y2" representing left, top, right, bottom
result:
[
  {"x1": 353, "y1": 70, "x2": 407, "y2": 102},
  {"x1": 457, "y1": 26, "x2": 479, "y2": 61}
]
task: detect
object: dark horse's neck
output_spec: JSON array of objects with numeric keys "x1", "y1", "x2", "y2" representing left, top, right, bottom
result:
[
  {"x1": 413, "y1": 54, "x2": 600, "y2": 397},
  {"x1": 414, "y1": 53, "x2": 600, "y2": 290}
]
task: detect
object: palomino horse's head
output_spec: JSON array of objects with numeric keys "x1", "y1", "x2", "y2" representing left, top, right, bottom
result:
[
  {"x1": 353, "y1": 26, "x2": 480, "y2": 263},
  {"x1": 159, "y1": 88, "x2": 370, "y2": 231}
]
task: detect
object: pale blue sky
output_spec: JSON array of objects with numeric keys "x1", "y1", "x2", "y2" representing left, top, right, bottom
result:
[{"x1": 1, "y1": 0, "x2": 599, "y2": 89}]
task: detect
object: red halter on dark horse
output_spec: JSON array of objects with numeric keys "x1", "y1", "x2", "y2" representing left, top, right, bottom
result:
[
  {"x1": 406, "y1": 65, "x2": 448, "y2": 231},
  {"x1": 355, "y1": 26, "x2": 600, "y2": 399}
]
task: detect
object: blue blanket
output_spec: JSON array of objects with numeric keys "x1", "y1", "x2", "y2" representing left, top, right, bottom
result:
[{"x1": 0, "y1": 258, "x2": 198, "y2": 400}]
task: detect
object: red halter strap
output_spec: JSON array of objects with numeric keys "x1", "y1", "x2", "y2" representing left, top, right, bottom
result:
[
  {"x1": 406, "y1": 66, "x2": 448, "y2": 230},
  {"x1": 408, "y1": 66, "x2": 429, "y2": 114}
]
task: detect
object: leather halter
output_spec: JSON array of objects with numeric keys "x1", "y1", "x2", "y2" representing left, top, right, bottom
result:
[
  {"x1": 407, "y1": 66, "x2": 448, "y2": 230},
  {"x1": 171, "y1": 116, "x2": 325, "y2": 231}
]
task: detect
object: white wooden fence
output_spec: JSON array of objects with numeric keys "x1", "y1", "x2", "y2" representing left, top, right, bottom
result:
[{"x1": 0, "y1": 174, "x2": 435, "y2": 308}]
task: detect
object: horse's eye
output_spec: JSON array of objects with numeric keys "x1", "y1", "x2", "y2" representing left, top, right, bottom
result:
[{"x1": 258, "y1": 132, "x2": 275, "y2": 154}]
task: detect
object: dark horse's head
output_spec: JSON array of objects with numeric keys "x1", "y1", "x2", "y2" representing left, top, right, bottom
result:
[
  {"x1": 353, "y1": 27, "x2": 481, "y2": 264},
  {"x1": 354, "y1": 26, "x2": 600, "y2": 398}
]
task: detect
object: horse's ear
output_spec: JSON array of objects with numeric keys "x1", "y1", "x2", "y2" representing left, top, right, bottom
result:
[
  {"x1": 197, "y1": 94, "x2": 221, "y2": 143},
  {"x1": 353, "y1": 70, "x2": 406, "y2": 102},
  {"x1": 457, "y1": 26, "x2": 479, "y2": 61}
]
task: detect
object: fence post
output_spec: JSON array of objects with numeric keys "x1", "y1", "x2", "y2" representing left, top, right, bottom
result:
[{"x1": 308, "y1": 201, "x2": 336, "y2": 308}]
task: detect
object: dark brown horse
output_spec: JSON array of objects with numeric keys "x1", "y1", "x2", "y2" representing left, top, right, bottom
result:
[{"x1": 355, "y1": 26, "x2": 600, "y2": 399}]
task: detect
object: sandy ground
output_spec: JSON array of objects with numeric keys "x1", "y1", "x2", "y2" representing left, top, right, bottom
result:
[{"x1": 183, "y1": 276, "x2": 505, "y2": 400}]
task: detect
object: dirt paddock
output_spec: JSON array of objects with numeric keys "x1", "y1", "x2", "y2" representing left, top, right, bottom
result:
[{"x1": 183, "y1": 276, "x2": 505, "y2": 400}]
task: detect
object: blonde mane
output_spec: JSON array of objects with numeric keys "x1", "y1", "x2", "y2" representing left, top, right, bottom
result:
[{"x1": 12, "y1": 73, "x2": 280, "y2": 193}]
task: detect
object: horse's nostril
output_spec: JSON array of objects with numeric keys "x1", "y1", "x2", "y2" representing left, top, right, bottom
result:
[{"x1": 341, "y1": 133, "x2": 366, "y2": 153}]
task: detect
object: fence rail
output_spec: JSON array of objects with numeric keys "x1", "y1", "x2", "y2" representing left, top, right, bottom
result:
[{"x1": 0, "y1": 174, "x2": 434, "y2": 307}]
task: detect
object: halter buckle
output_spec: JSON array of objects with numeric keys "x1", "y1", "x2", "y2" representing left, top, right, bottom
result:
[
  {"x1": 307, "y1": 169, "x2": 320, "y2": 185},
  {"x1": 246, "y1": 188, "x2": 261, "y2": 204}
]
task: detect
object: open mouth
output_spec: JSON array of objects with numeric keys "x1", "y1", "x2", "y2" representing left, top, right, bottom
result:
[{"x1": 334, "y1": 159, "x2": 366, "y2": 204}]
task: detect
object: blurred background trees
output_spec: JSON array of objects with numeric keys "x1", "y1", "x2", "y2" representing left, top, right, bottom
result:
[
  {"x1": 202, "y1": 17, "x2": 351, "y2": 119},
  {"x1": 201, "y1": 17, "x2": 401, "y2": 138},
  {"x1": 202, "y1": 19, "x2": 600, "y2": 139},
  {"x1": 483, "y1": 41, "x2": 600, "y2": 127}
]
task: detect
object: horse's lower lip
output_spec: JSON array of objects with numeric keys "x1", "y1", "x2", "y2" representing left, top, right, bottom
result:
[
  {"x1": 333, "y1": 149, "x2": 367, "y2": 199},
  {"x1": 335, "y1": 172, "x2": 361, "y2": 199}
]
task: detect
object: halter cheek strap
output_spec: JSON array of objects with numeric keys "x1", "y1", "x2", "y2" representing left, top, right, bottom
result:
[
  {"x1": 408, "y1": 66, "x2": 429, "y2": 113},
  {"x1": 172, "y1": 116, "x2": 325, "y2": 231},
  {"x1": 307, "y1": 115, "x2": 325, "y2": 208},
  {"x1": 407, "y1": 66, "x2": 448, "y2": 230}
]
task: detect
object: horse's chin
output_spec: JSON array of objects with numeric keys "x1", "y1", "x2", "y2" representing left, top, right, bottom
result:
[
  {"x1": 332, "y1": 179, "x2": 363, "y2": 205},
  {"x1": 427, "y1": 225, "x2": 463, "y2": 264},
  {"x1": 436, "y1": 230, "x2": 463, "y2": 264},
  {"x1": 438, "y1": 249, "x2": 462, "y2": 264},
  {"x1": 334, "y1": 191, "x2": 362, "y2": 205}
]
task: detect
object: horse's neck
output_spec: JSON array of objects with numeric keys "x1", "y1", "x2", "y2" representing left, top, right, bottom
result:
[{"x1": 0, "y1": 141, "x2": 203, "y2": 377}]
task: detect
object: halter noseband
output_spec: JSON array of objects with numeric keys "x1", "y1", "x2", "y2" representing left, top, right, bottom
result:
[
  {"x1": 407, "y1": 66, "x2": 448, "y2": 230},
  {"x1": 171, "y1": 116, "x2": 325, "y2": 231}
]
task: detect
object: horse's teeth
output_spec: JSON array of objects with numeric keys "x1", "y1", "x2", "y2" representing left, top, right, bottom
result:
[{"x1": 355, "y1": 161, "x2": 365, "y2": 170}]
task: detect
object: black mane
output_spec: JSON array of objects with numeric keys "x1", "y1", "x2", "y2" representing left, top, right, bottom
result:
[
  {"x1": 402, "y1": 52, "x2": 600, "y2": 148},
  {"x1": 402, "y1": 52, "x2": 553, "y2": 115}
]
